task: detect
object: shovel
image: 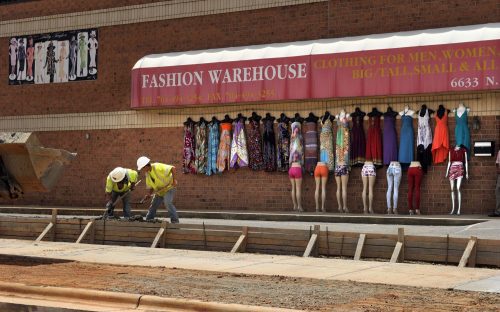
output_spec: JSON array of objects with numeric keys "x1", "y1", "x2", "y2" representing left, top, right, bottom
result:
[{"x1": 102, "y1": 179, "x2": 141, "y2": 219}]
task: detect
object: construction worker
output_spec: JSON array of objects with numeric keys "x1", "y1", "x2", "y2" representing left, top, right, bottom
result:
[
  {"x1": 105, "y1": 167, "x2": 138, "y2": 219},
  {"x1": 137, "y1": 156, "x2": 179, "y2": 223}
]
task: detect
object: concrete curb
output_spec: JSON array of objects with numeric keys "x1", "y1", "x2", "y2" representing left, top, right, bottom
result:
[
  {"x1": 0, "y1": 281, "x2": 141, "y2": 309},
  {"x1": 0, "y1": 281, "x2": 299, "y2": 311}
]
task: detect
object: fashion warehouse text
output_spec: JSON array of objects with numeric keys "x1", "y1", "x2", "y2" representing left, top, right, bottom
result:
[{"x1": 141, "y1": 63, "x2": 308, "y2": 88}]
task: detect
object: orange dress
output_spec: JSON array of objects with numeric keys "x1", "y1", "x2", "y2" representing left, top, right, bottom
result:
[{"x1": 431, "y1": 114, "x2": 449, "y2": 164}]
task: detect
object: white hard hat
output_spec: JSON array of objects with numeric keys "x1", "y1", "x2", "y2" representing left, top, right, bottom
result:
[
  {"x1": 110, "y1": 167, "x2": 126, "y2": 183},
  {"x1": 137, "y1": 156, "x2": 151, "y2": 170}
]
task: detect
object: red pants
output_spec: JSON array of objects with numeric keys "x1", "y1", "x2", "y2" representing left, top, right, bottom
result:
[{"x1": 407, "y1": 167, "x2": 423, "y2": 211}]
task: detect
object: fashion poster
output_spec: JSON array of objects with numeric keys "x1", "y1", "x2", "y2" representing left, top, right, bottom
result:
[{"x1": 8, "y1": 28, "x2": 98, "y2": 85}]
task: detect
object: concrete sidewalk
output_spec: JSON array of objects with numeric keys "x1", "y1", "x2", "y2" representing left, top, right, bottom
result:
[{"x1": 0, "y1": 238, "x2": 498, "y2": 294}]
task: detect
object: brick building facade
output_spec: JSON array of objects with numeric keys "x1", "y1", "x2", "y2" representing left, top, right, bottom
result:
[{"x1": 0, "y1": 0, "x2": 499, "y2": 214}]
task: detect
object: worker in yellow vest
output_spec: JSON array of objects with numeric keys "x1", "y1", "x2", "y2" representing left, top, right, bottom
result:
[
  {"x1": 137, "y1": 156, "x2": 179, "y2": 223},
  {"x1": 105, "y1": 167, "x2": 138, "y2": 219}
]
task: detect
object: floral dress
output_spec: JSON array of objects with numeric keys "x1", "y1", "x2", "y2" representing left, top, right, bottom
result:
[
  {"x1": 247, "y1": 119, "x2": 264, "y2": 170},
  {"x1": 335, "y1": 115, "x2": 350, "y2": 167},
  {"x1": 289, "y1": 121, "x2": 304, "y2": 166},
  {"x1": 194, "y1": 122, "x2": 207, "y2": 174},
  {"x1": 277, "y1": 120, "x2": 290, "y2": 172},
  {"x1": 262, "y1": 118, "x2": 277, "y2": 171},
  {"x1": 319, "y1": 118, "x2": 334, "y2": 171},
  {"x1": 206, "y1": 121, "x2": 219, "y2": 176},
  {"x1": 217, "y1": 122, "x2": 232, "y2": 172},
  {"x1": 182, "y1": 123, "x2": 196, "y2": 174},
  {"x1": 230, "y1": 119, "x2": 249, "y2": 168}
]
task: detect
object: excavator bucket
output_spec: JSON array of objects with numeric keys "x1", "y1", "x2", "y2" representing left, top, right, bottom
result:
[{"x1": 0, "y1": 132, "x2": 76, "y2": 197}]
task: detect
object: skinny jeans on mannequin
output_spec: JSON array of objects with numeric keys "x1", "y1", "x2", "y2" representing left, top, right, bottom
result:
[
  {"x1": 407, "y1": 167, "x2": 423, "y2": 211},
  {"x1": 386, "y1": 164, "x2": 402, "y2": 210},
  {"x1": 146, "y1": 188, "x2": 179, "y2": 223}
]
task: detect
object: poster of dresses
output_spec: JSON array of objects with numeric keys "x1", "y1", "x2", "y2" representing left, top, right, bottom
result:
[{"x1": 8, "y1": 28, "x2": 98, "y2": 85}]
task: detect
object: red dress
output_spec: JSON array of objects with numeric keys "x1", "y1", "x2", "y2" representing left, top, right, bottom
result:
[
  {"x1": 365, "y1": 115, "x2": 383, "y2": 166},
  {"x1": 432, "y1": 114, "x2": 449, "y2": 164}
]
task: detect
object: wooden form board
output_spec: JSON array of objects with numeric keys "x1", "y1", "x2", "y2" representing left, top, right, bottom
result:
[{"x1": 0, "y1": 216, "x2": 499, "y2": 267}]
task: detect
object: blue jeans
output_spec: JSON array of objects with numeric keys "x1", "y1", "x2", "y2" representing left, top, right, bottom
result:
[
  {"x1": 146, "y1": 188, "x2": 179, "y2": 223},
  {"x1": 106, "y1": 191, "x2": 131, "y2": 218}
]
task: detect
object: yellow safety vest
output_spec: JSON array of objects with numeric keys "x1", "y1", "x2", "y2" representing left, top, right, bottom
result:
[
  {"x1": 105, "y1": 169, "x2": 138, "y2": 193},
  {"x1": 145, "y1": 162, "x2": 174, "y2": 196}
]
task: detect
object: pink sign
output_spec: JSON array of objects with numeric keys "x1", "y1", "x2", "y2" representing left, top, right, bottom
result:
[{"x1": 131, "y1": 40, "x2": 500, "y2": 108}]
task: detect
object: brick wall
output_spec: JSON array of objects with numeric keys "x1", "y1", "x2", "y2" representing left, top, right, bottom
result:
[
  {"x1": 9, "y1": 115, "x2": 499, "y2": 214},
  {"x1": 0, "y1": 1, "x2": 499, "y2": 214}
]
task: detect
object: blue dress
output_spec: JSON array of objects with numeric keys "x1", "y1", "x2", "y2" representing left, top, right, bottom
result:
[
  {"x1": 398, "y1": 114, "x2": 414, "y2": 164},
  {"x1": 454, "y1": 109, "x2": 471, "y2": 153}
]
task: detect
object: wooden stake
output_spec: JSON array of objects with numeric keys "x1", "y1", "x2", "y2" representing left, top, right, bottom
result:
[
  {"x1": 397, "y1": 227, "x2": 405, "y2": 262},
  {"x1": 202, "y1": 222, "x2": 207, "y2": 250},
  {"x1": 35, "y1": 223, "x2": 53, "y2": 243},
  {"x1": 231, "y1": 226, "x2": 248, "y2": 253},
  {"x1": 51, "y1": 209, "x2": 57, "y2": 242},
  {"x1": 326, "y1": 226, "x2": 330, "y2": 257},
  {"x1": 303, "y1": 225, "x2": 320, "y2": 257},
  {"x1": 76, "y1": 220, "x2": 94, "y2": 244},
  {"x1": 354, "y1": 233, "x2": 366, "y2": 261},
  {"x1": 459, "y1": 236, "x2": 477, "y2": 268}
]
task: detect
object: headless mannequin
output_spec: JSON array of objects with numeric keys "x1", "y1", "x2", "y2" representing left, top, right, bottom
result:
[
  {"x1": 184, "y1": 117, "x2": 194, "y2": 127},
  {"x1": 385, "y1": 106, "x2": 398, "y2": 118},
  {"x1": 368, "y1": 107, "x2": 382, "y2": 117},
  {"x1": 437, "y1": 105, "x2": 450, "y2": 119},
  {"x1": 278, "y1": 113, "x2": 289, "y2": 123},
  {"x1": 314, "y1": 111, "x2": 334, "y2": 212},
  {"x1": 454, "y1": 102, "x2": 469, "y2": 118},
  {"x1": 198, "y1": 117, "x2": 207, "y2": 126},
  {"x1": 418, "y1": 104, "x2": 435, "y2": 117},
  {"x1": 236, "y1": 113, "x2": 247, "y2": 123},
  {"x1": 399, "y1": 105, "x2": 414, "y2": 117},
  {"x1": 222, "y1": 114, "x2": 233, "y2": 124},
  {"x1": 335, "y1": 109, "x2": 349, "y2": 213},
  {"x1": 408, "y1": 161, "x2": 423, "y2": 215},
  {"x1": 249, "y1": 112, "x2": 262, "y2": 123},
  {"x1": 361, "y1": 161, "x2": 376, "y2": 214},
  {"x1": 290, "y1": 113, "x2": 304, "y2": 212},
  {"x1": 446, "y1": 145, "x2": 468, "y2": 215}
]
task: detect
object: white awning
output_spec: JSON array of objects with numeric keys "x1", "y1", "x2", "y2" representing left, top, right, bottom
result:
[{"x1": 133, "y1": 23, "x2": 500, "y2": 69}]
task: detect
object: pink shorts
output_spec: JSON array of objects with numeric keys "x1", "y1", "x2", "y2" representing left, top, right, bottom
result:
[{"x1": 288, "y1": 166, "x2": 302, "y2": 179}]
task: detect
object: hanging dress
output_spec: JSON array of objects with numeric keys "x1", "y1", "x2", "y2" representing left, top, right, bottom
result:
[
  {"x1": 182, "y1": 123, "x2": 196, "y2": 174},
  {"x1": 194, "y1": 123, "x2": 207, "y2": 174},
  {"x1": 432, "y1": 114, "x2": 449, "y2": 164},
  {"x1": 365, "y1": 115, "x2": 383, "y2": 166},
  {"x1": 335, "y1": 116, "x2": 350, "y2": 167},
  {"x1": 319, "y1": 118, "x2": 335, "y2": 171},
  {"x1": 304, "y1": 121, "x2": 318, "y2": 175},
  {"x1": 217, "y1": 122, "x2": 232, "y2": 172},
  {"x1": 398, "y1": 114, "x2": 414, "y2": 165},
  {"x1": 417, "y1": 110, "x2": 433, "y2": 173},
  {"x1": 350, "y1": 114, "x2": 366, "y2": 166},
  {"x1": 454, "y1": 109, "x2": 471, "y2": 154},
  {"x1": 262, "y1": 118, "x2": 277, "y2": 171},
  {"x1": 277, "y1": 120, "x2": 290, "y2": 172},
  {"x1": 247, "y1": 119, "x2": 264, "y2": 170},
  {"x1": 206, "y1": 121, "x2": 219, "y2": 176},
  {"x1": 289, "y1": 121, "x2": 304, "y2": 166},
  {"x1": 383, "y1": 114, "x2": 398, "y2": 165},
  {"x1": 230, "y1": 120, "x2": 249, "y2": 168}
]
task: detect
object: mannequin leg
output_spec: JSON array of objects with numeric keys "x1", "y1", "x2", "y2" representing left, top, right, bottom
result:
[
  {"x1": 362, "y1": 176, "x2": 368, "y2": 213},
  {"x1": 314, "y1": 177, "x2": 321, "y2": 212},
  {"x1": 456, "y1": 178, "x2": 463, "y2": 215},
  {"x1": 341, "y1": 175, "x2": 349, "y2": 213},
  {"x1": 386, "y1": 171, "x2": 394, "y2": 214},
  {"x1": 393, "y1": 170, "x2": 401, "y2": 215},
  {"x1": 368, "y1": 176, "x2": 376, "y2": 214},
  {"x1": 335, "y1": 176, "x2": 343, "y2": 213},
  {"x1": 296, "y1": 178, "x2": 303, "y2": 212},
  {"x1": 290, "y1": 178, "x2": 297, "y2": 211},
  {"x1": 449, "y1": 179, "x2": 455, "y2": 215},
  {"x1": 321, "y1": 176, "x2": 328, "y2": 212}
]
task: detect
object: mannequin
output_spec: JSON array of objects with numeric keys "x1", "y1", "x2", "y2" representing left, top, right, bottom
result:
[
  {"x1": 366, "y1": 107, "x2": 383, "y2": 167},
  {"x1": 407, "y1": 160, "x2": 423, "y2": 215},
  {"x1": 248, "y1": 112, "x2": 264, "y2": 171},
  {"x1": 315, "y1": 111, "x2": 334, "y2": 212},
  {"x1": 216, "y1": 115, "x2": 233, "y2": 172},
  {"x1": 446, "y1": 145, "x2": 468, "y2": 215},
  {"x1": 432, "y1": 105, "x2": 451, "y2": 164},
  {"x1": 386, "y1": 160, "x2": 401, "y2": 214},
  {"x1": 262, "y1": 113, "x2": 277, "y2": 171},
  {"x1": 304, "y1": 112, "x2": 319, "y2": 175},
  {"x1": 350, "y1": 107, "x2": 366, "y2": 166},
  {"x1": 361, "y1": 160, "x2": 376, "y2": 213},
  {"x1": 277, "y1": 113, "x2": 290, "y2": 172},
  {"x1": 206, "y1": 116, "x2": 220, "y2": 176},
  {"x1": 454, "y1": 102, "x2": 471, "y2": 156},
  {"x1": 417, "y1": 104, "x2": 434, "y2": 173},
  {"x1": 383, "y1": 107, "x2": 398, "y2": 166},
  {"x1": 399, "y1": 105, "x2": 415, "y2": 167},
  {"x1": 335, "y1": 109, "x2": 350, "y2": 213},
  {"x1": 289, "y1": 116, "x2": 304, "y2": 212}
]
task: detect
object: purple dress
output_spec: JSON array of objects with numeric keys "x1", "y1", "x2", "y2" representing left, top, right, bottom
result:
[
  {"x1": 350, "y1": 113, "x2": 366, "y2": 166},
  {"x1": 247, "y1": 119, "x2": 264, "y2": 170},
  {"x1": 383, "y1": 114, "x2": 398, "y2": 165}
]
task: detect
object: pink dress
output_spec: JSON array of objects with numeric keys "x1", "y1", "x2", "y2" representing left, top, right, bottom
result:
[{"x1": 27, "y1": 46, "x2": 34, "y2": 77}]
